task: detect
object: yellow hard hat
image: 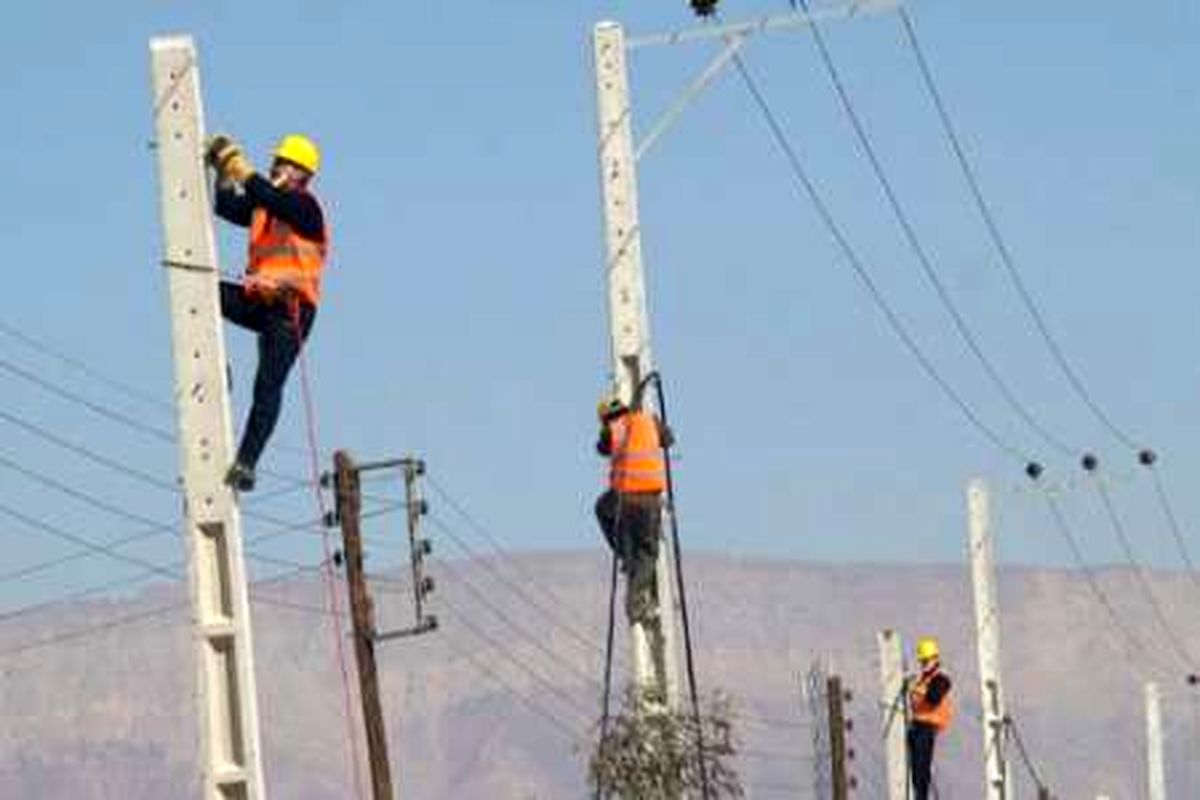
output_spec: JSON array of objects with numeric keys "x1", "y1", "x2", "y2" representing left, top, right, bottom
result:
[
  {"x1": 274, "y1": 134, "x2": 320, "y2": 174},
  {"x1": 915, "y1": 637, "x2": 940, "y2": 662}
]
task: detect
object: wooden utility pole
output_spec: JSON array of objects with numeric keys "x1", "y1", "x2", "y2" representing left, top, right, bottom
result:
[
  {"x1": 334, "y1": 450, "x2": 394, "y2": 800},
  {"x1": 828, "y1": 674, "x2": 850, "y2": 800},
  {"x1": 149, "y1": 35, "x2": 265, "y2": 800}
]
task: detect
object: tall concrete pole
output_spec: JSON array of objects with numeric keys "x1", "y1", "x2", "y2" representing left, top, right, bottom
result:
[
  {"x1": 968, "y1": 478, "x2": 1011, "y2": 800},
  {"x1": 149, "y1": 35, "x2": 265, "y2": 800},
  {"x1": 878, "y1": 629, "x2": 909, "y2": 800},
  {"x1": 591, "y1": 19, "x2": 680, "y2": 710},
  {"x1": 1146, "y1": 681, "x2": 1166, "y2": 800}
]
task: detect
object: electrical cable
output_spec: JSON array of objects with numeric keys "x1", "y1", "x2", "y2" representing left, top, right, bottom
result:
[
  {"x1": 796, "y1": 0, "x2": 1076, "y2": 459},
  {"x1": 435, "y1": 591, "x2": 597, "y2": 721},
  {"x1": 1040, "y1": 490, "x2": 1175, "y2": 677},
  {"x1": 426, "y1": 476, "x2": 624, "y2": 664},
  {"x1": 896, "y1": 7, "x2": 1141, "y2": 452},
  {"x1": 729, "y1": 51, "x2": 1037, "y2": 469},
  {"x1": 426, "y1": 555, "x2": 603, "y2": 692},
  {"x1": 645, "y1": 371, "x2": 712, "y2": 799},
  {"x1": 440, "y1": 631, "x2": 587, "y2": 744},
  {"x1": 1088, "y1": 471, "x2": 1199, "y2": 672},
  {"x1": 1145, "y1": 461, "x2": 1200, "y2": 594},
  {"x1": 425, "y1": 513, "x2": 617, "y2": 666}
]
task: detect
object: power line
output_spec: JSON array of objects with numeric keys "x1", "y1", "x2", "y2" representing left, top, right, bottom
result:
[
  {"x1": 426, "y1": 510, "x2": 619, "y2": 667},
  {"x1": 0, "y1": 562, "x2": 322, "y2": 660},
  {"x1": 729, "y1": 50, "x2": 1036, "y2": 468},
  {"x1": 440, "y1": 630, "x2": 587, "y2": 744},
  {"x1": 796, "y1": 0, "x2": 1075, "y2": 459},
  {"x1": 1040, "y1": 490, "x2": 1176, "y2": 678},
  {"x1": 391, "y1": 553, "x2": 604, "y2": 696},
  {"x1": 427, "y1": 476, "x2": 622, "y2": 657},
  {"x1": 895, "y1": 6, "x2": 1141, "y2": 453},
  {"x1": 1089, "y1": 472, "x2": 1198, "y2": 673},
  {"x1": 1145, "y1": 461, "x2": 1200, "y2": 594},
  {"x1": 436, "y1": 590, "x2": 598, "y2": 723}
]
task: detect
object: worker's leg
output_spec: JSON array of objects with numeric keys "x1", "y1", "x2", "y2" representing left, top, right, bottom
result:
[
  {"x1": 234, "y1": 302, "x2": 316, "y2": 470},
  {"x1": 623, "y1": 495, "x2": 662, "y2": 626},
  {"x1": 908, "y1": 723, "x2": 936, "y2": 800},
  {"x1": 220, "y1": 281, "x2": 267, "y2": 332},
  {"x1": 594, "y1": 489, "x2": 621, "y2": 553}
]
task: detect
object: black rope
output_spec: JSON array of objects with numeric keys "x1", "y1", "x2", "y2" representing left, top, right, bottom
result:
[
  {"x1": 595, "y1": 550, "x2": 620, "y2": 800},
  {"x1": 645, "y1": 371, "x2": 713, "y2": 800},
  {"x1": 1004, "y1": 716, "x2": 1049, "y2": 794}
]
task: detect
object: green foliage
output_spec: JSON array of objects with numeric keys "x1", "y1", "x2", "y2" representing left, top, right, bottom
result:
[{"x1": 588, "y1": 686, "x2": 744, "y2": 799}]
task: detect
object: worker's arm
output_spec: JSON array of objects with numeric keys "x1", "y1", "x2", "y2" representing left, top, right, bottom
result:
[
  {"x1": 243, "y1": 175, "x2": 325, "y2": 241},
  {"x1": 924, "y1": 674, "x2": 952, "y2": 707},
  {"x1": 596, "y1": 424, "x2": 613, "y2": 456},
  {"x1": 214, "y1": 180, "x2": 254, "y2": 227}
]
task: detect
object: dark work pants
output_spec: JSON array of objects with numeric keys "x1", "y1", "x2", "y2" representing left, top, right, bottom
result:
[
  {"x1": 219, "y1": 281, "x2": 316, "y2": 469},
  {"x1": 594, "y1": 489, "x2": 662, "y2": 625},
  {"x1": 908, "y1": 722, "x2": 938, "y2": 800}
]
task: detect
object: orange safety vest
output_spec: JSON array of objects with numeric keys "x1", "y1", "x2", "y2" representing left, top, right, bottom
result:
[
  {"x1": 246, "y1": 200, "x2": 329, "y2": 307},
  {"x1": 608, "y1": 411, "x2": 667, "y2": 494},
  {"x1": 910, "y1": 667, "x2": 954, "y2": 731}
]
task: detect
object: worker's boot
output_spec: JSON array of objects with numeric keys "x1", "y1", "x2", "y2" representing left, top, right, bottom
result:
[{"x1": 225, "y1": 460, "x2": 256, "y2": 492}]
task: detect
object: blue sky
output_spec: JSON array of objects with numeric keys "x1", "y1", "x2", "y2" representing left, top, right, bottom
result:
[{"x1": 1, "y1": 0, "x2": 1198, "y2": 610}]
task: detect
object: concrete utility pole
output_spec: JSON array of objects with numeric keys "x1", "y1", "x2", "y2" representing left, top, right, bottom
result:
[
  {"x1": 589, "y1": 0, "x2": 898, "y2": 718},
  {"x1": 878, "y1": 629, "x2": 909, "y2": 800},
  {"x1": 828, "y1": 674, "x2": 850, "y2": 800},
  {"x1": 1145, "y1": 681, "x2": 1166, "y2": 800},
  {"x1": 334, "y1": 451, "x2": 395, "y2": 800},
  {"x1": 592, "y1": 20, "x2": 682, "y2": 710},
  {"x1": 149, "y1": 35, "x2": 266, "y2": 800},
  {"x1": 968, "y1": 478, "x2": 1011, "y2": 800}
]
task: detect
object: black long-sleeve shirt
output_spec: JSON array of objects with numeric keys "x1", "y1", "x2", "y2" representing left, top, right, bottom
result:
[
  {"x1": 922, "y1": 672, "x2": 951, "y2": 707},
  {"x1": 214, "y1": 174, "x2": 326, "y2": 242}
]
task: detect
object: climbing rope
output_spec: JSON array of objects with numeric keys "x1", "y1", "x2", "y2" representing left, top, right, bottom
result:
[{"x1": 288, "y1": 298, "x2": 367, "y2": 800}]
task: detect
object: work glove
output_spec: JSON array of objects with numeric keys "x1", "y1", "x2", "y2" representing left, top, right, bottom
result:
[{"x1": 205, "y1": 133, "x2": 256, "y2": 184}]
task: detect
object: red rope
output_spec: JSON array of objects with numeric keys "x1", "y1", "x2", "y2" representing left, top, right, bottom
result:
[{"x1": 289, "y1": 300, "x2": 367, "y2": 800}]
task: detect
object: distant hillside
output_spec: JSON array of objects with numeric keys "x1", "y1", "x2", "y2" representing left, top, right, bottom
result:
[{"x1": 1, "y1": 553, "x2": 1196, "y2": 798}]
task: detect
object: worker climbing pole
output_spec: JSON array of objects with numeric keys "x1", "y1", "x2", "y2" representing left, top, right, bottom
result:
[
  {"x1": 149, "y1": 36, "x2": 266, "y2": 800},
  {"x1": 205, "y1": 131, "x2": 329, "y2": 492}
]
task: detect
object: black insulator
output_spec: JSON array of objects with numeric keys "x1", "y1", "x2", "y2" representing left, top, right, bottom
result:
[
  {"x1": 1025, "y1": 462, "x2": 1044, "y2": 480},
  {"x1": 417, "y1": 538, "x2": 433, "y2": 557},
  {"x1": 844, "y1": 718, "x2": 854, "y2": 732},
  {"x1": 1139, "y1": 449, "x2": 1157, "y2": 467},
  {"x1": 332, "y1": 549, "x2": 344, "y2": 567},
  {"x1": 415, "y1": 459, "x2": 427, "y2": 477},
  {"x1": 323, "y1": 511, "x2": 337, "y2": 528},
  {"x1": 319, "y1": 472, "x2": 333, "y2": 488},
  {"x1": 1081, "y1": 453, "x2": 1098, "y2": 472},
  {"x1": 416, "y1": 499, "x2": 430, "y2": 516},
  {"x1": 847, "y1": 747, "x2": 856, "y2": 760},
  {"x1": 424, "y1": 614, "x2": 440, "y2": 632},
  {"x1": 1187, "y1": 673, "x2": 1199, "y2": 687},
  {"x1": 421, "y1": 576, "x2": 436, "y2": 595},
  {"x1": 691, "y1": 0, "x2": 719, "y2": 16}
]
